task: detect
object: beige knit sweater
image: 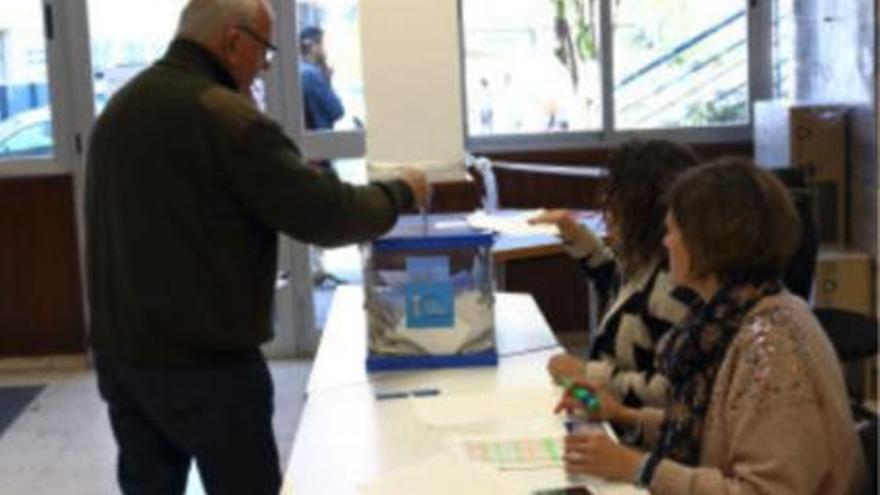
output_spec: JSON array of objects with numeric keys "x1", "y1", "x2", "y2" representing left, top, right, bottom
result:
[{"x1": 636, "y1": 292, "x2": 866, "y2": 495}]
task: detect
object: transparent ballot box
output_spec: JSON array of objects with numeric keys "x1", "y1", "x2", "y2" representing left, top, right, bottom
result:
[{"x1": 362, "y1": 215, "x2": 496, "y2": 371}]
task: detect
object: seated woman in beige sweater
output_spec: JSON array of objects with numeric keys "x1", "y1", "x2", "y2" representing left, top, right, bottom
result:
[{"x1": 556, "y1": 158, "x2": 865, "y2": 495}]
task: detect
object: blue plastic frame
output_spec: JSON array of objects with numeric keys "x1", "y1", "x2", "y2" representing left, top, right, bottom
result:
[{"x1": 366, "y1": 349, "x2": 498, "y2": 371}]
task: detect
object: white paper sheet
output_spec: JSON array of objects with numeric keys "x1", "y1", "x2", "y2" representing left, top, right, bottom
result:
[
  {"x1": 466, "y1": 210, "x2": 559, "y2": 236},
  {"x1": 359, "y1": 452, "x2": 520, "y2": 495},
  {"x1": 410, "y1": 388, "x2": 559, "y2": 428},
  {"x1": 449, "y1": 424, "x2": 603, "y2": 471},
  {"x1": 361, "y1": 0, "x2": 466, "y2": 174},
  {"x1": 453, "y1": 434, "x2": 565, "y2": 470}
]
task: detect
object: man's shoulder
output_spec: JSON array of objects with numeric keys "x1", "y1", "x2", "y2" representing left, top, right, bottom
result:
[{"x1": 197, "y1": 86, "x2": 265, "y2": 134}]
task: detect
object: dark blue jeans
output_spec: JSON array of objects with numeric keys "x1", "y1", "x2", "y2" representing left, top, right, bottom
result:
[{"x1": 94, "y1": 352, "x2": 281, "y2": 495}]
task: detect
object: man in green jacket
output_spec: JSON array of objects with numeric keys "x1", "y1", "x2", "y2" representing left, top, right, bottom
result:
[{"x1": 85, "y1": 0, "x2": 426, "y2": 493}]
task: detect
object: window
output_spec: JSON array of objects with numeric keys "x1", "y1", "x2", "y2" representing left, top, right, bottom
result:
[
  {"x1": 0, "y1": 31, "x2": 8, "y2": 81},
  {"x1": 296, "y1": 0, "x2": 365, "y2": 131},
  {"x1": 462, "y1": 0, "x2": 602, "y2": 135},
  {"x1": 771, "y1": 0, "x2": 795, "y2": 99},
  {"x1": 0, "y1": 115, "x2": 51, "y2": 157},
  {"x1": 87, "y1": 0, "x2": 186, "y2": 113},
  {"x1": 0, "y1": 0, "x2": 53, "y2": 160},
  {"x1": 613, "y1": 0, "x2": 748, "y2": 129},
  {"x1": 462, "y1": 0, "x2": 767, "y2": 146}
]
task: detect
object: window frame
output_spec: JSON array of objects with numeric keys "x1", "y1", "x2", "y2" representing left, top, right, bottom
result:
[
  {"x1": 460, "y1": 0, "x2": 773, "y2": 154},
  {"x1": 273, "y1": 0, "x2": 365, "y2": 161}
]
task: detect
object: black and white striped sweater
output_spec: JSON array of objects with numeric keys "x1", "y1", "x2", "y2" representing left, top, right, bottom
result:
[{"x1": 570, "y1": 227, "x2": 694, "y2": 408}]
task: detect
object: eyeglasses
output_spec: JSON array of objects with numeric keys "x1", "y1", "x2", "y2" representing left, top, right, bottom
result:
[{"x1": 235, "y1": 24, "x2": 277, "y2": 65}]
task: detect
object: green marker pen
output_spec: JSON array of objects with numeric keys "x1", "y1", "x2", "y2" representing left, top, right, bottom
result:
[{"x1": 559, "y1": 378, "x2": 600, "y2": 411}]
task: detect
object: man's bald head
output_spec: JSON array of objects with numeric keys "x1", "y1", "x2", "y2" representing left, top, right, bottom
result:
[
  {"x1": 177, "y1": 0, "x2": 273, "y2": 47},
  {"x1": 176, "y1": 0, "x2": 276, "y2": 94}
]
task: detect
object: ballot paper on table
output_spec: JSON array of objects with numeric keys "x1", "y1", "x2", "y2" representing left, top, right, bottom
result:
[
  {"x1": 358, "y1": 452, "x2": 520, "y2": 495},
  {"x1": 450, "y1": 434, "x2": 565, "y2": 470},
  {"x1": 466, "y1": 210, "x2": 559, "y2": 237},
  {"x1": 448, "y1": 421, "x2": 604, "y2": 471},
  {"x1": 410, "y1": 388, "x2": 559, "y2": 428}
]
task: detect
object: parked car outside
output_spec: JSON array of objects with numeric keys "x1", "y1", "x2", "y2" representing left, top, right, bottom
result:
[{"x1": 0, "y1": 106, "x2": 52, "y2": 159}]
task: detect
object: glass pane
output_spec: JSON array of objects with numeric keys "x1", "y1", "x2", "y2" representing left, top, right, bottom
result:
[
  {"x1": 613, "y1": 0, "x2": 749, "y2": 129},
  {"x1": 771, "y1": 0, "x2": 795, "y2": 99},
  {"x1": 462, "y1": 0, "x2": 603, "y2": 136},
  {"x1": 0, "y1": 1, "x2": 53, "y2": 160},
  {"x1": 296, "y1": 1, "x2": 365, "y2": 131},
  {"x1": 88, "y1": 0, "x2": 186, "y2": 113}
]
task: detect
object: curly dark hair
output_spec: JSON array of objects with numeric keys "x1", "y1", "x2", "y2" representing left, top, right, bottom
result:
[
  {"x1": 604, "y1": 139, "x2": 699, "y2": 274},
  {"x1": 665, "y1": 157, "x2": 801, "y2": 286}
]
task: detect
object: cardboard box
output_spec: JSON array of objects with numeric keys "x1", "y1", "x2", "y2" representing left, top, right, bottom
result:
[
  {"x1": 754, "y1": 101, "x2": 850, "y2": 245},
  {"x1": 813, "y1": 250, "x2": 874, "y2": 315}
]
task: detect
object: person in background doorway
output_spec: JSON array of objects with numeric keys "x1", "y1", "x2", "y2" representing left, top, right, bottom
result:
[
  {"x1": 530, "y1": 140, "x2": 698, "y2": 410},
  {"x1": 555, "y1": 158, "x2": 864, "y2": 495},
  {"x1": 298, "y1": 25, "x2": 347, "y2": 286},
  {"x1": 85, "y1": 1, "x2": 427, "y2": 493},
  {"x1": 299, "y1": 25, "x2": 344, "y2": 131}
]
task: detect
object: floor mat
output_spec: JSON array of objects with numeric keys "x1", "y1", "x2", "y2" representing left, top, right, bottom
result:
[{"x1": 0, "y1": 385, "x2": 44, "y2": 437}]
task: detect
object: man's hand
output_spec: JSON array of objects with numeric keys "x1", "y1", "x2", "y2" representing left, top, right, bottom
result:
[{"x1": 400, "y1": 167, "x2": 429, "y2": 209}]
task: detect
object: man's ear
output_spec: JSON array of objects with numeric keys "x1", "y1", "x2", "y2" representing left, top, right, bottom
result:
[{"x1": 224, "y1": 27, "x2": 240, "y2": 56}]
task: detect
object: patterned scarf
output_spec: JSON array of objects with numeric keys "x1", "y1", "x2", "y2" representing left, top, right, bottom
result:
[{"x1": 653, "y1": 280, "x2": 781, "y2": 464}]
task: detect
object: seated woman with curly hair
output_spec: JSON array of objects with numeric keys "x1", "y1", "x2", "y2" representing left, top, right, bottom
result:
[
  {"x1": 557, "y1": 158, "x2": 865, "y2": 494},
  {"x1": 532, "y1": 139, "x2": 698, "y2": 409}
]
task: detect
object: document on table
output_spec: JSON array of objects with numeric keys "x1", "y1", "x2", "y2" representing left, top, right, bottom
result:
[
  {"x1": 466, "y1": 210, "x2": 559, "y2": 236},
  {"x1": 410, "y1": 388, "x2": 559, "y2": 427},
  {"x1": 453, "y1": 434, "x2": 564, "y2": 470},
  {"x1": 448, "y1": 423, "x2": 604, "y2": 471},
  {"x1": 358, "y1": 452, "x2": 519, "y2": 495}
]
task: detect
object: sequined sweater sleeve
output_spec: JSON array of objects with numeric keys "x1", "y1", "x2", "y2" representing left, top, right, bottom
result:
[{"x1": 647, "y1": 295, "x2": 865, "y2": 495}]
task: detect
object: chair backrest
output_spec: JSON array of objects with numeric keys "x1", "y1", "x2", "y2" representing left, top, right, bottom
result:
[
  {"x1": 857, "y1": 411, "x2": 878, "y2": 495},
  {"x1": 771, "y1": 168, "x2": 819, "y2": 300},
  {"x1": 813, "y1": 307, "x2": 880, "y2": 362},
  {"x1": 783, "y1": 188, "x2": 819, "y2": 299}
]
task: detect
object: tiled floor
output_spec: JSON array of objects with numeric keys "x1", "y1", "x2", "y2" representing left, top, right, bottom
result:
[{"x1": 0, "y1": 359, "x2": 311, "y2": 495}]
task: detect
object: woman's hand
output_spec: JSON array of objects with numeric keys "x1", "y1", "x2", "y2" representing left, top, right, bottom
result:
[
  {"x1": 547, "y1": 353, "x2": 586, "y2": 384},
  {"x1": 529, "y1": 210, "x2": 594, "y2": 259},
  {"x1": 563, "y1": 432, "x2": 645, "y2": 482},
  {"x1": 553, "y1": 379, "x2": 627, "y2": 424},
  {"x1": 529, "y1": 209, "x2": 582, "y2": 242}
]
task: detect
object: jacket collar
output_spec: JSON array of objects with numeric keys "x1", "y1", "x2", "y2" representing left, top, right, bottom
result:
[{"x1": 158, "y1": 38, "x2": 239, "y2": 92}]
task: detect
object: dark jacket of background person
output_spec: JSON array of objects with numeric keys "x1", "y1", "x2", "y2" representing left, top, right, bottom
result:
[
  {"x1": 300, "y1": 60, "x2": 343, "y2": 130},
  {"x1": 86, "y1": 39, "x2": 413, "y2": 366}
]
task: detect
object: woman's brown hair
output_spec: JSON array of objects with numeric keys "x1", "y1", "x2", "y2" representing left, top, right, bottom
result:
[
  {"x1": 604, "y1": 139, "x2": 699, "y2": 273},
  {"x1": 665, "y1": 157, "x2": 801, "y2": 286}
]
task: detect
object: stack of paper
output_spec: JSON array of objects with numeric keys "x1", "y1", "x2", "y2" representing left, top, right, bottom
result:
[{"x1": 466, "y1": 210, "x2": 559, "y2": 236}]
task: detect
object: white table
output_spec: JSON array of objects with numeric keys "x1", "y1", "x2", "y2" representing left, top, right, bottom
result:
[{"x1": 283, "y1": 286, "x2": 645, "y2": 495}]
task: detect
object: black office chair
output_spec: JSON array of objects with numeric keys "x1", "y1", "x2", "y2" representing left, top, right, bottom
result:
[
  {"x1": 813, "y1": 307, "x2": 879, "y2": 495},
  {"x1": 857, "y1": 411, "x2": 878, "y2": 495},
  {"x1": 814, "y1": 307, "x2": 878, "y2": 405},
  {"x1": 814, "y1": 308, "x2": 879, "y2": 363},
  {"x1": 772, "y1": 168, "x2": 819, "y2": 300}
]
